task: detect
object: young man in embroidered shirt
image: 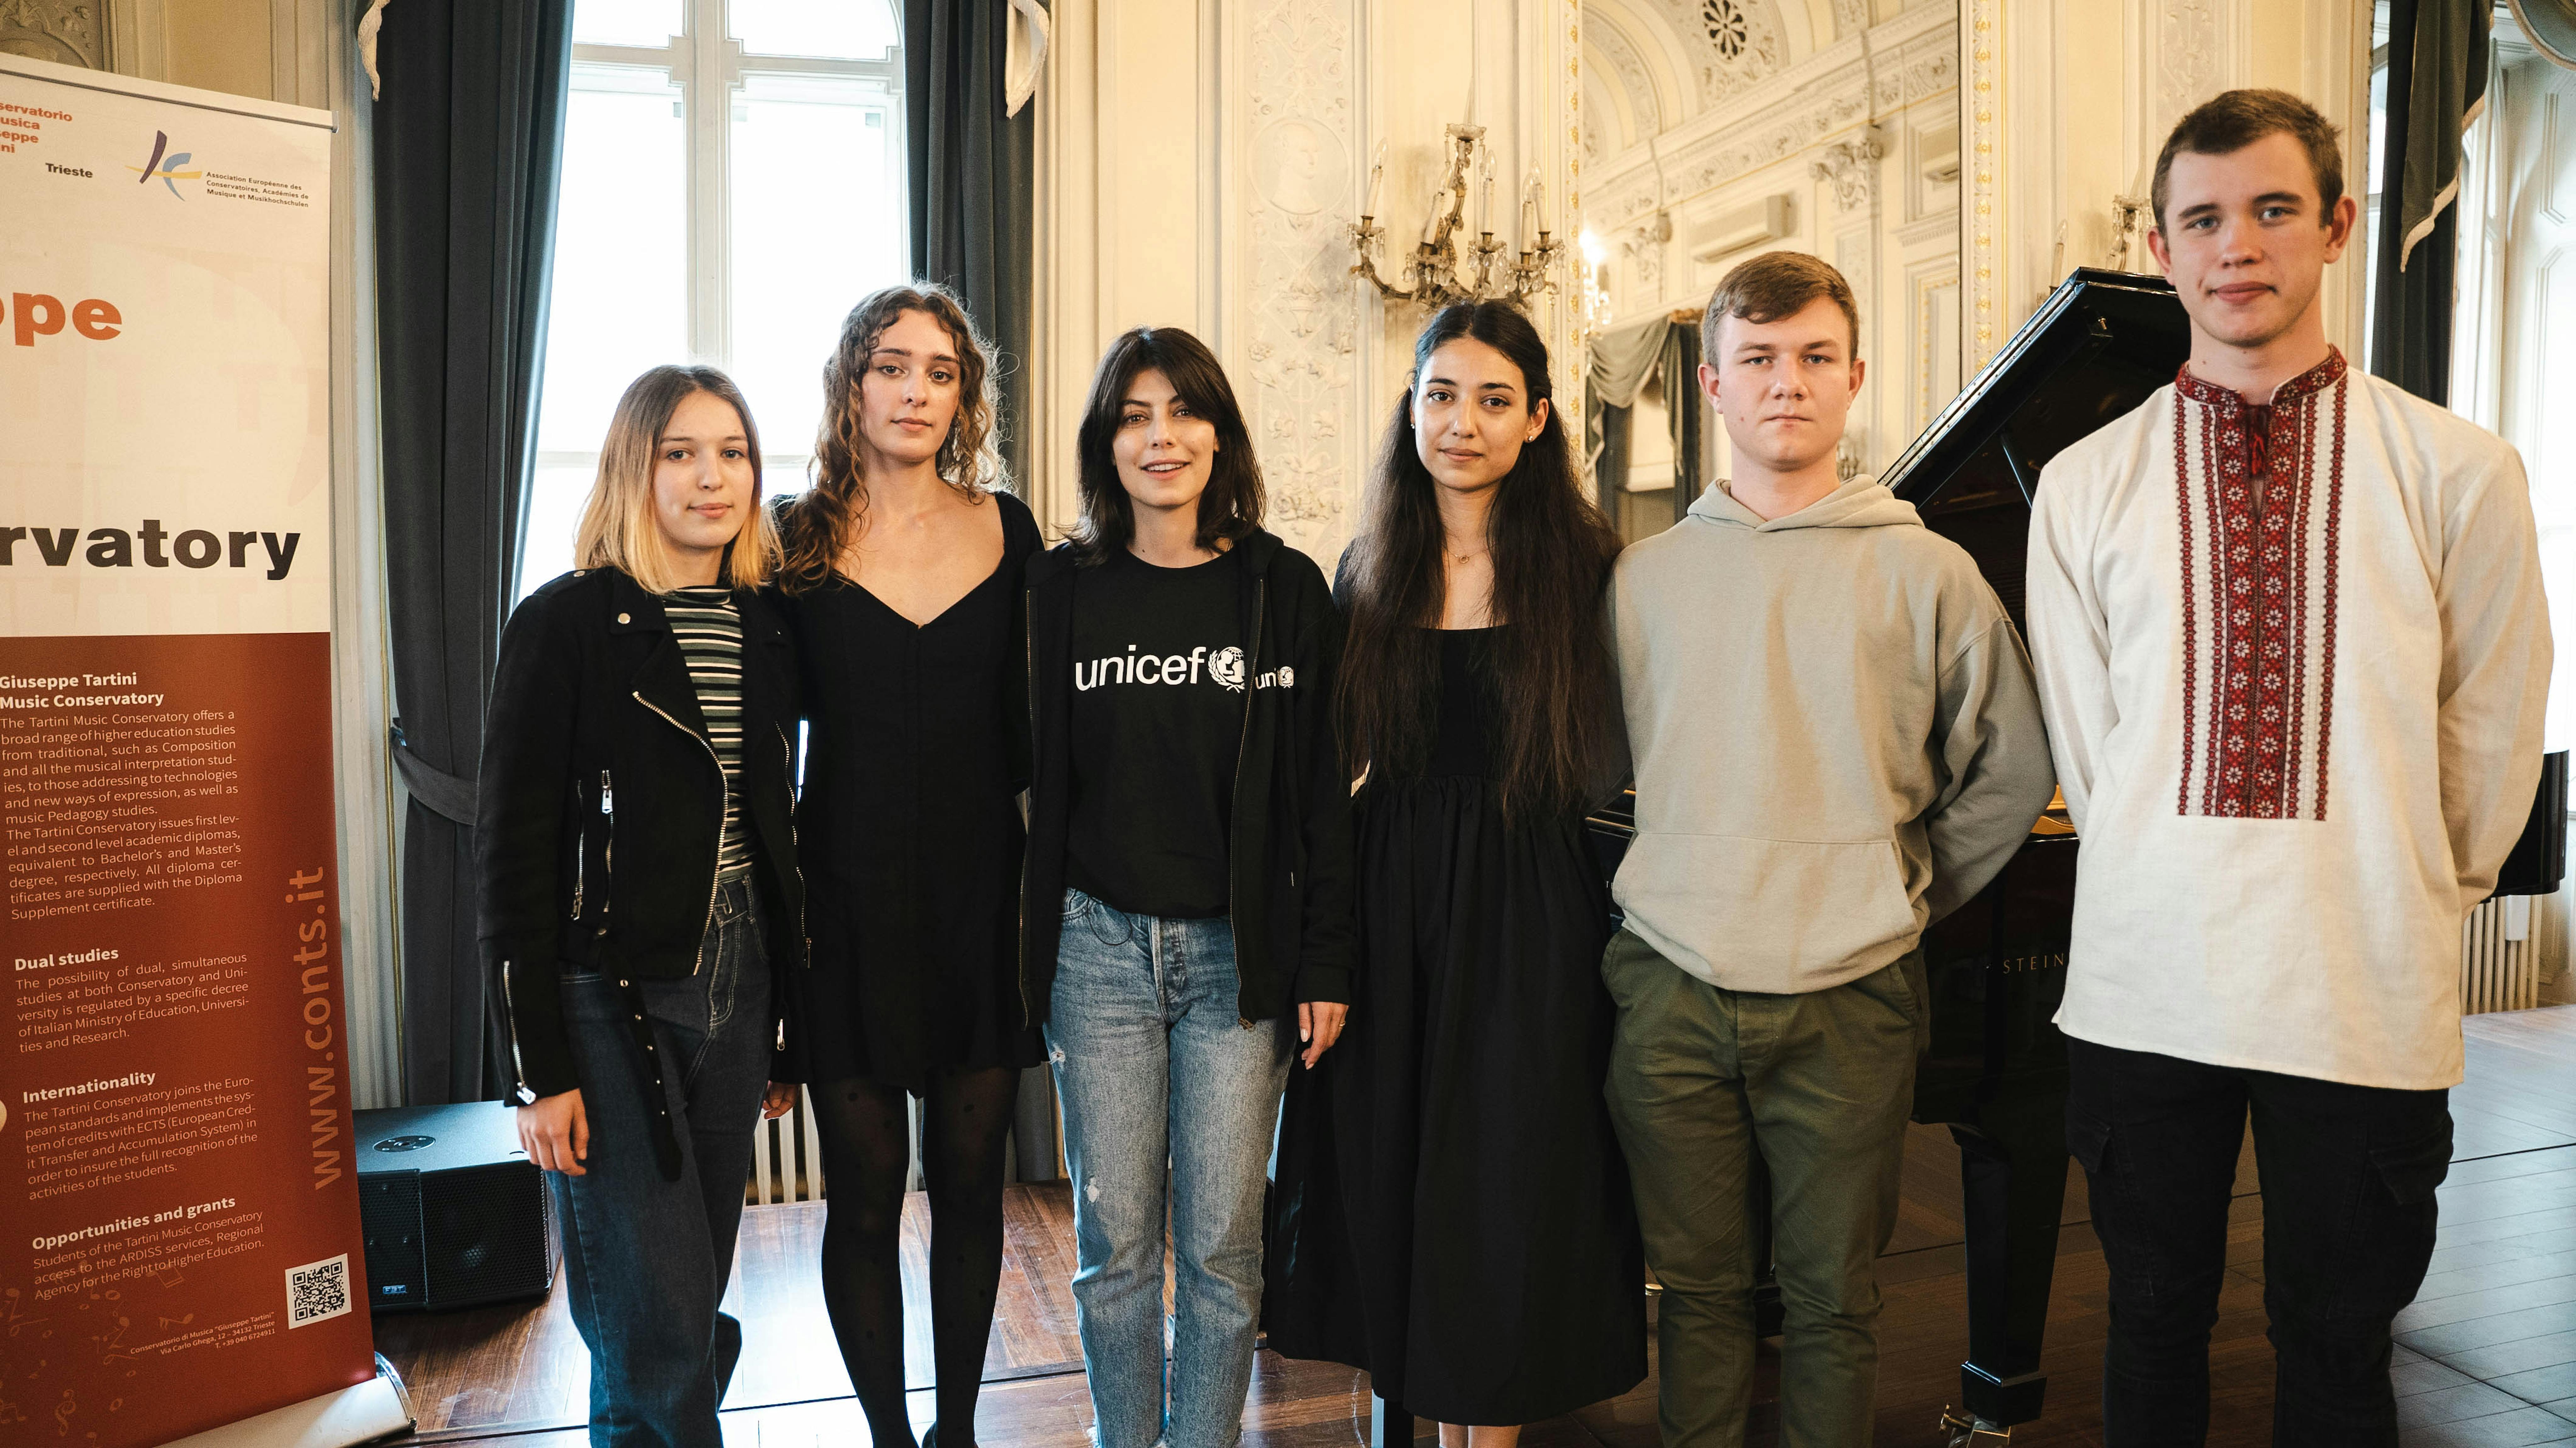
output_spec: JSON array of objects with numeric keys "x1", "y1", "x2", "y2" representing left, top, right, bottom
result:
[
  {"x1": 2026, "y1": 89, "x2": 2551, "y2": 1447},
  {"x1": 1602, "y1": 251, "x2": 2056, "y2": 1448}
]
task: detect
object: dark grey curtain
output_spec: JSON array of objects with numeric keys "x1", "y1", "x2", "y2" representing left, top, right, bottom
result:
[
  {"x1": 2371, "y1": 0, "x2": 2490, "y2": 403},
  {"x1": 373, "y1": 0, "x2": 575, "y2": 1104},
  {"x1": 1586, "y1": 395, "x2": 1632, "y2": 519},
  {"x1": 1659, "y1": 322, "x2": 1704, "y2": 515},
  {"x1": 907, "y1": 1, "x2": 1048, "y2": 1172},
  {"x1": 907, "y1": 0, "x2": 1037, "y2": 491}
]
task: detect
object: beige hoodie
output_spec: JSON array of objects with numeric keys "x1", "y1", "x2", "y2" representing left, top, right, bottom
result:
[{"x1": 1606, "y1": 478, "x2": 2057, "y2": 994}]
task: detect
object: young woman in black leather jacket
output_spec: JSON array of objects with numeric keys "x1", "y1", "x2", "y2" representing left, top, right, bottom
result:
[{"x1": 474, "y1": 364, "x2": 804, "y2": 1448}]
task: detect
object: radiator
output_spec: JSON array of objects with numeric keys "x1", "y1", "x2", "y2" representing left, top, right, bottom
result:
[
  {"x1": 2461, "y1": 894, "x2": 2539, "y2": 1015},
  {"x1": 745, "y1": 1094, "x2": 1054, "y2": 1205},
  {"x1": 744, "y1": 1092, "x2": 924, "y2": 1205}
]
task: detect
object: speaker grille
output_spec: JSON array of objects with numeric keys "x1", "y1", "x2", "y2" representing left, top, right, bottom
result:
[
  {"x1": 420, "y1": 1161, "x2": 556, "y2": 1310},
  {"x1": 358, "y1": 1171, "x2": 426, "y2": 1313}
]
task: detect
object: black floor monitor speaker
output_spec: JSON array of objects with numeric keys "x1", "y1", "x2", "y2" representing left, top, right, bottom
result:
[{"x1": 355, "y1": 1101, "x2": 557, "y2": 1313}]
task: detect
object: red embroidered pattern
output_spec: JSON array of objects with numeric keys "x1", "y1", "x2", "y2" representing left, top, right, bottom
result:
[
  {"x1": 2174, "y1": 397, "x2": 2197, "y2": 814},
  {"x1": 2172, "y1": 350, "x2": 2348, "y2": 821}
]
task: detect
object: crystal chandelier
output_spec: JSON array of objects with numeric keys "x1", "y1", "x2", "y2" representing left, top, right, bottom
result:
[{"x1": 1349, "y1": 123, "x2": 1565, "y2": 312}]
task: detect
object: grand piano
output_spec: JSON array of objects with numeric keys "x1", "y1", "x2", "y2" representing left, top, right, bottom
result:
[{"x1": 1581, "y1": 265, "x2": 2568, "y2": 1445}]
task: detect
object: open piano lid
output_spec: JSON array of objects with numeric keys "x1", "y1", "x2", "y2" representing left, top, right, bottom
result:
[{"x1": 1879, "y1": 267, "x2": 2193, "y2": 633}]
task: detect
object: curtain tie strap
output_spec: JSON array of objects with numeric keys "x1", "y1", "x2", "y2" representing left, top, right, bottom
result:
[{"x1": 391, "y1": 722, "x2": 478, "y2": 825}]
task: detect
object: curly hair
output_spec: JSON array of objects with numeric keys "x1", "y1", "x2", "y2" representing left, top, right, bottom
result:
[{"x1": 777, "y1": 283, "x2": 1006, "y2": 592}]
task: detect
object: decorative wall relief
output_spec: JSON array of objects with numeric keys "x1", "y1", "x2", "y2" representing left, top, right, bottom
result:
[
  {"x1": 1244, "y1": 0, "x2": 1361, "y2": 537},
  {"x1": 0, "y1": 0, "x2": 103, "y2": 68},
  {"x1": 1587, "y1": 10, "x2": 1663, "y2": 151},
  {"x1": 1588, "y1": 8, "x2": 1953, "y2": 235},
  {"x1": 1812, "y1": 130, "x2": 1886, "y2": 211},
  {"x1": 2159, "y1": 0, "x2": 2223, "y2": 130},
  {"x1": 1654, "y1": 0, "x2": 1782, "y2": 106}
]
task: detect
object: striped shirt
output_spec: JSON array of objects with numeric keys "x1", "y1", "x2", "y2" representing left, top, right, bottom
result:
[{"x1": 664, "y1": 587, "x2": 753, "y2": 881}]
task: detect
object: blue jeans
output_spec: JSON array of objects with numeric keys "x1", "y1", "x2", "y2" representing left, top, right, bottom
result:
[
  {"x1": 1046, "y1": 887, "x2": 1295, "y2": 1448},
  {"x1": 553, "y1": 875, "x2": 774, "y2": 1448}
]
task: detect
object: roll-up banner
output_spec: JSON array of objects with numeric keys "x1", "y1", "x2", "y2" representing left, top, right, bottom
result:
[{"x1": 0, "y1": 55, "x2": 385, "y2": 1448}]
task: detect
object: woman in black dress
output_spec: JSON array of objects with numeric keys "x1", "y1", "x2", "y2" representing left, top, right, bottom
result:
[
  {"x1": 1267, "y1": 302, "x2": 1645, "y2": 1442},
  {"x1": 774, "y1": 284, "x2": 1042, "y2": 1448}
]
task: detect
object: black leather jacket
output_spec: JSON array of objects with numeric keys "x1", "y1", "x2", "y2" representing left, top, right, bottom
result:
[{"x1": 475, "y1": 566, "x2": 805, "y2": 1104}]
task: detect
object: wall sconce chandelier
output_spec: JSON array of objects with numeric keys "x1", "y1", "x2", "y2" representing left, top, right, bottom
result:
[{"x1": 1349, "y1": 123, "x2": 1565, "y2": 312}]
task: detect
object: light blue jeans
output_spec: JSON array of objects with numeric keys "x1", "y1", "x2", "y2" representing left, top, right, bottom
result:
[{"x1": 1046, "y1": 887, "x2": 1296, "y2": 1448}]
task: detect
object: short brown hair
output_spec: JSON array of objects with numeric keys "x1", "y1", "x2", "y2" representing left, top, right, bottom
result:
[
  {"x1": 2151, "y1": 88, "x2": 2344, "y2": 232},
  {"x1": 1701, "y1": 251, "x2": 1861, "y2": 363}
]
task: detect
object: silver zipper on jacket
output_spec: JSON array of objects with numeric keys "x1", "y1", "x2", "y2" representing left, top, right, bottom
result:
[
  {"x1": 777, "y1": 723, "x2": 807, "y2": 970},
  {"x1": 1230, "y1": 577, "x2": 1266, "y2": 1029},
  {"x1": 570, "y1": 779, "x2": 588, "y2": 919},
  {"x1": 599, "y1": 770, "x2": 614, "y2": 915},
  {"x1": 634, "y1": 691, "x2": 725, "y2": 967},
  {"x1": 500, "y1": 959, "x2": 531, "y2": 1098}
]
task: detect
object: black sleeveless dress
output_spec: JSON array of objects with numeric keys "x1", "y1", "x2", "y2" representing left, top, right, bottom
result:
[
  {"x1": 786, "y1": 489, "x2": 1046, "y2": 1091},
  {"x1": 1266, "y1": 627, "x2": 1646, "y2": 1423}
]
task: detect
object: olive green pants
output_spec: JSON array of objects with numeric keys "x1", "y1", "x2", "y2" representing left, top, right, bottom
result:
[{"x1": 1601, "y1": 928, "x2": 1924, "y2": 1448}]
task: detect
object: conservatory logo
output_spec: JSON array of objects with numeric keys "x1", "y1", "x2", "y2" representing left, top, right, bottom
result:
[{"x1": 127, "y1": 131, "x2": 201, "y2": 198}]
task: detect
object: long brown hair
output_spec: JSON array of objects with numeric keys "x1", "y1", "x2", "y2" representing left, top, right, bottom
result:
[
  {"x1": 573, "y1": 364, "x2": 778, "y2": 593},
  {"x1": 1067, "y1": 326, "x2": 1265, "y2": 566},
  {"x1": 776, "y1": 283, "x2": 1004, "y2": 592},
  {"x1": 1337, "y1": 302, "x2": 1620, "y2": 820}
]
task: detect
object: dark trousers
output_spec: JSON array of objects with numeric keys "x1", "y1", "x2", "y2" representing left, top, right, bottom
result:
[
  {"x1": 554, "y1": 876, "x2": 775, "y2": 1448},
  {"x1": 2066, "y1": 1037, "x2": 2453, "y2": 1448}
]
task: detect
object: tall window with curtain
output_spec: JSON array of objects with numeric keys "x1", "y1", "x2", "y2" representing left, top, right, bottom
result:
[{"x1": 520, "y1": 0, "x2": 911, "y2": 595}]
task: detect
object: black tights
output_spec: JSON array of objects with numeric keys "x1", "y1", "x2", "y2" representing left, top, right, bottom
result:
[{"x1": 809, "y1": 1065, "x2": 1021, "y2": 1448}]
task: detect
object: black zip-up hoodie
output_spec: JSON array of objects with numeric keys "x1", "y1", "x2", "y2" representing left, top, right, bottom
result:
[
  {"x1": 476, "y1": 567, "x2": 806, "y2": 1107},
  {"x1": 1020, "y1": 528, "x2": 1356, "y2": 1023}
]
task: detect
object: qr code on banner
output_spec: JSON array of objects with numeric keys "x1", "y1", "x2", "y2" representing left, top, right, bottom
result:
[{"x1": 286, "y1": 1254, "x2": 352, "y2": 1328}]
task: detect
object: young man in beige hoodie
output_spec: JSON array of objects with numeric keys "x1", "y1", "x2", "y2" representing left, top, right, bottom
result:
[{"x1": 1602, "y1": 251, "x2": 2055, "y2": 1448}]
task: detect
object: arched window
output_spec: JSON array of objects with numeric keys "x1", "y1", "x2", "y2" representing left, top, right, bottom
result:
[{"x1": 520, "y1": 0, "x2": 908, "y2": 595}]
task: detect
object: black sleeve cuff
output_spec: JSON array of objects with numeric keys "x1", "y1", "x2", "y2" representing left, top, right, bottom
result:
[{"x1": 1293, "y1": 963, "x2": 1352, "y2": 1007}]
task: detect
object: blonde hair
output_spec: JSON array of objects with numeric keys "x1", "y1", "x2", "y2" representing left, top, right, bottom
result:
[
  {"x1": 574, "y1": 365, "x2": 778, "y2": 594},
  {"x1": 778, "y1": 284, "x2": 1005, "y2": 592}
]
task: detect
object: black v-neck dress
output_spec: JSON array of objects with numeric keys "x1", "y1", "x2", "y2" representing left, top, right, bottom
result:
[{"x1": 787, "y1": 489, "x2": 1046, "y2": 1091}]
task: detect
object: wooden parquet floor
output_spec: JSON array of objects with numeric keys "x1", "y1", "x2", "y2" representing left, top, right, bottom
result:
[{"x1": 372, "y1": 1006, "x2": 2576, "y2": 1447}]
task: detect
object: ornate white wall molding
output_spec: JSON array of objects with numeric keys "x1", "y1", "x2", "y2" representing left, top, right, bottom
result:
[
  {"x1": 0, "y1": 0, "x2": 104, "y2": 68},
  {"x1": 1669, "y1": 0, "x2": 1785, "y2": 105},
  {"x1": 2157, "y1": 0, "x2": 2223, "y2": 133},
  {"x1": 1588, "y1": 4, "x2": 1954, "y2": 221},
  {"x1": 1235, "y1": 0, "x2": 1363, "y2": 543},
  {"x1": 1586, "y1": 8, "x2": 1661, "y2": 155},
  {"x1": 1963, "y1": 0, "x2": 2006, "y2": 367},
  {"x1": 1597, "y1": 44, "x2": 1951, "y2": 223},
  {"x1": 1811, "y1": 129, "x2": 1885, "y2": 211}
]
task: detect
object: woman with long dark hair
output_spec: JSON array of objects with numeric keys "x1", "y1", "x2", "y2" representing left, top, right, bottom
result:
[
  {"x1": 1267, "y1": 302, "x2": 1646, "y2": 1441},
  {"x1": 478, "y1": 364, "x2": 803, "y2": 1448},
  {"x1": 772, "y1": 284, "x2": 1042, "y2": 1448},
  {"x1": 1020, "y1": 325, "x2": 1355, "y2": 1448}
]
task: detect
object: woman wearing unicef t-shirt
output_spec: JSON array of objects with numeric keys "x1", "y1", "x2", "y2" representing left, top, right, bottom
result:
[{"x1": 1019, "y1": 325, "x2": 1356, "y2": 1448}]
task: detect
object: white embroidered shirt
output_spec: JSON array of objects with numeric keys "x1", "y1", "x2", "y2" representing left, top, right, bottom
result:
[{"x1": 2026, "y1": 350, "x2": 2551, "y2": 1090}]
